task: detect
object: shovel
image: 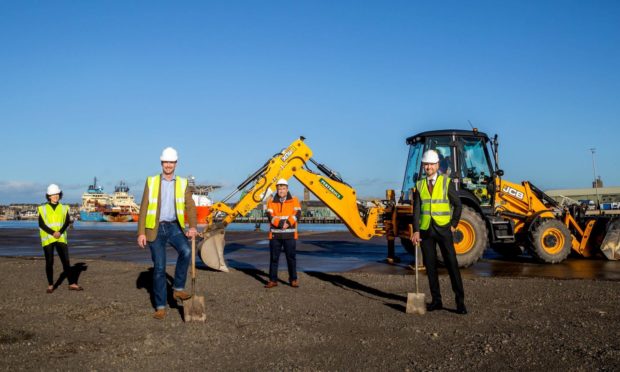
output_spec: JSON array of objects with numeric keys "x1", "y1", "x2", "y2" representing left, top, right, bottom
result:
[
  {"x1": 406, "y1": 238, "x2": 426, "y2": 315},
  {"x1": 183, "y1": 237, "x2": 206, "y2": 322}
]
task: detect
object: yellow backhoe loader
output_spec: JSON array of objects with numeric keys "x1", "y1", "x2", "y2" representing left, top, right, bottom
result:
[
  {"x1": 199, "y1": 132, "x2": 619, "y2": 268},
  {"x1": 393, "y1": 129, "x2": 619, "y2": 266}
]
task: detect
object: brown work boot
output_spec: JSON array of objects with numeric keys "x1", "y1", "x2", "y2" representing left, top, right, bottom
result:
[
  {"x1": 264, "y1": 281, "x2": 278, "y2": 289},
  {"x1": 290, "y1": 279, "x2": 299, "y2": 288},
  {"x1": 173, "y1": 290, "x2": 192, "y2": 301},
  {"x1": 153, "y1": 309, "x2": 166, "y2": 320}
]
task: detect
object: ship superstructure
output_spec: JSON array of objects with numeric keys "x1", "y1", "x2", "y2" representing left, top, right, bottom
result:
[
  {"x1": 189, "y1": 176, "x2": 220, "y2": 224},
  {"x1": 80, "y1": 177, "x2": 110, "y2": 221},
  {"x1": 106, "y1": 181, "x2": 140, "y2": 222}
]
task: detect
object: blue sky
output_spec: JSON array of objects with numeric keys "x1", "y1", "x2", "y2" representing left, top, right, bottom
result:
[{"x1": 1, "y1": 1, "x2": 619, "y2": 204}]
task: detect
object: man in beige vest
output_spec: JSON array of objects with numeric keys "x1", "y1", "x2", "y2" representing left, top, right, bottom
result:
[{"x1": 137, "y1": 147, "x2": 197, "y2": 320}]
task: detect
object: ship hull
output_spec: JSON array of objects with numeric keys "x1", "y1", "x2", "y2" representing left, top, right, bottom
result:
[
  {"x1": 80, "y1": 211, "x2": 105, "y2": 222},
  {"x1": 196, "y1": 206, "x2": 211, "y2": 224},
  {"x1": 102, "y1": 213, "x2": 134, "y2": 223}
]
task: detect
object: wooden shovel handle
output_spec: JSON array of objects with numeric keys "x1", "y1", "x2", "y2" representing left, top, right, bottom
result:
[
  {"x1": 191, "y1": 236, "x2": 196, "y2": 280},
  {"x1": 409, "y1": 224, "x2": 420, "y2": 293}
]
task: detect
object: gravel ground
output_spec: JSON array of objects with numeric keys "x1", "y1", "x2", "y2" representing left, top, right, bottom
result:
[{"x1": 1, "y1": 256, "x2": 619, "y2": 371}]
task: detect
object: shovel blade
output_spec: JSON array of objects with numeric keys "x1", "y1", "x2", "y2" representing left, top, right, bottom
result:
[
  {"x1": 406, "y1": 293, "x2": 426, "y2": 315},
  {"x1": 199, "y1": 228, "x2": 226, "y2": 269},
  {"x1": 601, "y1": 218, "x2": 620, "y2": 260},
  {"x1": 183, "y1": 295, "x2": 206, "y2": 322}
]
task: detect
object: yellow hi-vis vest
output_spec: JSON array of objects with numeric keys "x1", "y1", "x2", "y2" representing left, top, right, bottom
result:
[
  {"x1": 38, "y1": 203, "x2": 69, "y2": 247},
  {"x1": 145, "y1": 175, "x2": 188, "y2": 229},
  {"x1": 417, "y1": 174, "x2": 452, "y2": 230}
]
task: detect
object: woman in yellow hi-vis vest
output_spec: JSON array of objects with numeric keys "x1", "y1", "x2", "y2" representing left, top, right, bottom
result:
[
  {"x1": 38, "y1": 184, "x2": 83, "y2": 293},
  {"x1": 411, "y1": 150, "x2": 466, "y2": 315}
]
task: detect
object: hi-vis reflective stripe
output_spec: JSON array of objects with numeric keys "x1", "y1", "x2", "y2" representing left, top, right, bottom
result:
[
  {"x1": 271, "y1": 216, "x2": 290, "y2": 224},
  {"x1": 148, "y1": 177, "x2": 158, "y2": 202},
  {"x1": 442, "y1": 176, "x2": 449, "y2": 199},
  {"x1": 145, "y1": 175, "x2": 160, "y2": 229},
  {"x1": 421, "y1": 211, "x2": 451, "y2": 215},
  {"x1": 175, "y1": 177, "x2": 187, "y2": 227},
  {"x1": 420, "y1": 198, "x2": 450, "y2": 203},
  {"x1": 178, "y1": 177, "x2": 188, "y2": 190},
  {"x1": 270, "y1": 228, "x2": 297, "y2": 233}
]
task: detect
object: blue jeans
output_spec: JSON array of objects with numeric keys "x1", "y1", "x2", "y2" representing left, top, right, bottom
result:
[{"x1": 148, "y1": 222, "x2": 191, "y2": 310}]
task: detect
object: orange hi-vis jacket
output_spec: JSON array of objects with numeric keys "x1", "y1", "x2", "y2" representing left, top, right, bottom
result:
[{"x1": 266, "y1": 192, "x2": 302, "y2": 239}]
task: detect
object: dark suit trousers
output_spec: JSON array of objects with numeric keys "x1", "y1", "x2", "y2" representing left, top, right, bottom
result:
[{"x1": 420, "y1": 223, "x2": 465, "y2": 306}]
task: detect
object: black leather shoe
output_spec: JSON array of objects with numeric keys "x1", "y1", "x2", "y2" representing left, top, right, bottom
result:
[
  {"x1": 456, "y1": 305, "x2": 468, "y2": 315},
  {"x1": 426, "y1": 302, "x2": 443, "y2": 312}
]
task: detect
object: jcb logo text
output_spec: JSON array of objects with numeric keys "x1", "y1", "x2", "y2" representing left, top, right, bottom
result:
[
  {"x1": 502, "y1": 186, "x2": 524, "y2": 200},
  {"x1": 281, "y1": 146, "x2": 296, "y2": 162}
]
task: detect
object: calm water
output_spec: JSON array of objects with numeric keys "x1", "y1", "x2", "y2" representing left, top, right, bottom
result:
[
  {"x1": 0, "y1": 220, "x2": 348, "y2": 232},
  {"x1": 2, "y1": 222, "x2": 619, "y2": 280}
]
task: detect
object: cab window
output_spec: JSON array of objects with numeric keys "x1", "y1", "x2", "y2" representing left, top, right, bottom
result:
[{"x1": 458, "y1": 137, "x2": 493, "y2": 205}]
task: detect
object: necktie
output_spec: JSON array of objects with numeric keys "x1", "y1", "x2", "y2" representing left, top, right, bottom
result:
[{"x1": 428, "y1": 179, "x2": 434, "y2": 194}]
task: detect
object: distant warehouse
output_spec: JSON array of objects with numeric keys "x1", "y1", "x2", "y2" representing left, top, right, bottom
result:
[{"x1": 545, "y1": 186, "x2": 620, "y2": 210}]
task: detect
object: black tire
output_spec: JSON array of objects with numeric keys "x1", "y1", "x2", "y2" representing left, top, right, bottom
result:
[
  {"x1": 528, "y1": 219, "x2": 572, "y2": 263},
  {"x1": 437, "y1": 206, "x2": 488, "y2": 268},
  {"x1": 491, "y1": 243, "x2": 524, "y2": 258}
]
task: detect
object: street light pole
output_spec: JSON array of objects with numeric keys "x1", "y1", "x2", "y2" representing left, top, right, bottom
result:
[{"x1": 589, "y1": 148, "x2": 600, "y2": 211}]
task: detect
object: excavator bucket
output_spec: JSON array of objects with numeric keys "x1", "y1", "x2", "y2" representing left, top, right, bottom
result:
[
  {"x1": 198, "y1": 227, "x2": 226, "y2": 270},
  {"x1": 600, "y1": 218, "x2": 620, "y2": 260}
]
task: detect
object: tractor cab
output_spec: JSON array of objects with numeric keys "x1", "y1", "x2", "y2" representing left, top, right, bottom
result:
[{"x1": 401, "y1": 129, "x2": 497, "y2": 208}]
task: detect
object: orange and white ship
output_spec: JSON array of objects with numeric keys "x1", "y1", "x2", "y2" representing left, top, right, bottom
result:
[
  {"x1": 188, "y1": 176, "x2": 221, "y2": 225},
  {"x1": 107, "y1": 181, "x2": 140, "y2": 222}
]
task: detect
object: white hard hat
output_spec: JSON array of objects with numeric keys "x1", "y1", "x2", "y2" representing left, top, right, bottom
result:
[
  {"x1": 160, "y1": 147, "x2": 178, "y2": 162},
  {"x1": 276, "y1": 178, "x2": 288, "y2": 186},
  {"x1": 421, "y1": 149, "x2": 440, "y2": 164},
  {"x1": 47, "y1": 184, "x2": 61, "y2": 195}
]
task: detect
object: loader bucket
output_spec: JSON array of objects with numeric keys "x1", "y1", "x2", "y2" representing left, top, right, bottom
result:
[
  {"x1": 600, "y1": 218, "x2": 620, "y2": 260},
  {"x1": 198, "y1": 227, "x2": 226, "y2": 270}
]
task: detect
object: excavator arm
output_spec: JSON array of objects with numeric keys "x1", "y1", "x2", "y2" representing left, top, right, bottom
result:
[
  {"x1": 199, "y1": 137, "x2": 386, "y2": 269},
  {"x1": 206, "y1": 137, "x2": 385, "y2": 239},
  {"x1": 293, "y1": 166, "x2": 385, "y2": 239}
]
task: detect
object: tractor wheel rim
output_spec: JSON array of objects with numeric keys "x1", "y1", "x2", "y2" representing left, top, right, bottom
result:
[
  {"x1": 541, "y1": 227, "x2": 564, "y2": 255},
  {"x1": 454, "y1": 220, "x2": 475, "y2": 255}
]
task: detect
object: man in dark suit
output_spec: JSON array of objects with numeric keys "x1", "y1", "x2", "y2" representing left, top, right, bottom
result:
[{"x1": 411, "y1": 149, "x2": 467, "y2": 315}]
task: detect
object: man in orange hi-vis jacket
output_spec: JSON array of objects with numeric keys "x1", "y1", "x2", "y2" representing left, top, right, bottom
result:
[{"x1": 264, "y1": 178, "x2": 302, "y2": 289}]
